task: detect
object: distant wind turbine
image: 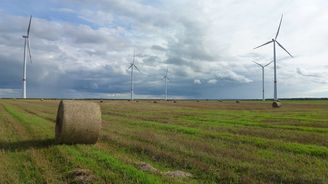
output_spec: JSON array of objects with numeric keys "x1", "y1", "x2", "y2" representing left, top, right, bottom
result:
[
  {"x1": 128, "y1": 49, "x2": 140, "y2": 101},
  {"x1": 162, "y1": 68, "x2": 169, "y2": 100},
  {"x1": 252, "y1": 60, "x2": 273, "y2": 101},
  {"x1": 22, "y1": 15, "x2": 33, "y2": 99},
  {"x1": 254, "y1": 14, "x2": 293, "y2": 104}
]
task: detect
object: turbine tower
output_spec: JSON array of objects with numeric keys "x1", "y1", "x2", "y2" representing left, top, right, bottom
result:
[
  {"x1": 252, "y1": 60, "x2": 273, "y2": 101},
  {"x1": 128, "y1": 49, "x2": 140, "y2": 101},
  {"x1": 162, "y1": 68, "x2": 169, "y2": 100},
  {"x1": 254, "y1": 14, "x2": 293, "y2": 105},
  {"x1": 22, "y1": 15, "x2": 33, "y2": 99}
]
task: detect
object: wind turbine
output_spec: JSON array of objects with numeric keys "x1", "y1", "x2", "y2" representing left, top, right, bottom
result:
[
  {"x1": 22, "y1": 15, "x2": 33, "y2": 99},
  {"x1": 162, "y1": 68, "x2": 169, "y2": 100},
  {"x1": 252, "y1": 60, "x2": 273, "y2": 101},
  {"x1": 254, "y1": 14, "x2": 293, "y2": 105},
  {"x1": 128, "y1": 49, "x2": 140, "y2": 101}
]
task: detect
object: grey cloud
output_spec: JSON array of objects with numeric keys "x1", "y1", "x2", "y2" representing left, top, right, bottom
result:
[{"x1": 296, "y1": 68, "x2": 321, "y2": 78}]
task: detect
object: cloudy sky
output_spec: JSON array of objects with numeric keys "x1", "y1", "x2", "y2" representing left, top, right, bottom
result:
[{"x1": 0, "y1": 0, "x2": 327, "y2": 99}]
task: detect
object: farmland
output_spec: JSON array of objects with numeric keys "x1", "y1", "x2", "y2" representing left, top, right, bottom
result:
[{"x1": 0, "y1": 99, "x2": 327, "y2": 184}]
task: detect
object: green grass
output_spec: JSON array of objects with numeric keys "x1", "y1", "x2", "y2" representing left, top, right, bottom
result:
[{"x1": 0, "y1": 99, "x2": 327, "y2": 183}]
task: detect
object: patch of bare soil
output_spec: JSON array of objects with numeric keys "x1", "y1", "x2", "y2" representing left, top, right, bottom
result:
[
  {"x1": 65, "y1": 168, "x2": 97, "y2": 184},
  {"x1": 136, "y1": 162, "x2": 160, "y2": 173},
  {"x1": 162, "y1": 170, "x2": 193, "y2": 178},
  {"x1": 136, "y1": 162, "x2": 193, "y2": 178}
]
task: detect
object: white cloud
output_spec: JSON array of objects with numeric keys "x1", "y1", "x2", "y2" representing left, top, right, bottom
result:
[
  {"x1": 194, "y1": 79, "x2": 202, "y2": 85},
  {"x1": 208, "y1": 79, "x2": 218, "y2": 84}
]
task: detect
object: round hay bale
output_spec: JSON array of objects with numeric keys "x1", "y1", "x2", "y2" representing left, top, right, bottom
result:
[
  {"x1": 55, "y1": 100, "x2": 102, "y2": 144},
  {"x1": 153, "y1": 101, "x2": 157, "y2": 103},
  {"x1": 173, "y1": 100, "x2": 177, "y2": 103},
  {"x1": 272, "y1": 101, "x2": 282, "y2": 108},
  {"x1": 236, "y1": 100, "x2": 240, "y2": 103}
]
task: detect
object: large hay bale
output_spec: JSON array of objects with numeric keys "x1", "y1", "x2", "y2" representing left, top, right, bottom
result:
[
  {"x1": 272, "y1": 101, "x2": 282, "y2": 108},
  {"x1": 55, "y1": 100, "x2": 102, "y2": 144}
]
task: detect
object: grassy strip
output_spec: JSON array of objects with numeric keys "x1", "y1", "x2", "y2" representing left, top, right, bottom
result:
[
  {"x1": 68, "y1": 146, "x2": 165, "y2": 184},
  {"x1": 104, "y1": 115, "x2": 328, "y2": 158},
  {"x1": 3, "y1": 104, "x2": 53, "y2": 138},
  {"x1": 182, "y1": 115, "x2": 328, "y2": 133}
]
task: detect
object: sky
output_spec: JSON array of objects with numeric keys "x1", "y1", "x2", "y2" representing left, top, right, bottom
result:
[{"x1": 0, "y1": 0, "x2": 327, "y2": 99}]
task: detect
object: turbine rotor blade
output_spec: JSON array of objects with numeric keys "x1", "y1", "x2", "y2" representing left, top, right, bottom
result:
[
  {"x1": 276, "y1": 41, "x2": 293, "y2": 58},
  {"x1": 27, "y1": 15, "x2": 32, "y2": 36},
  {"x1": 27, "y1": 39, "x2": 32, "y2": 63},
  {"x1": 252, "y1": 61, "x2": 263, "y2": 67},
  {"x1": 264, "y1": 60, "x2": 273, "y2": 67},
  {"x1": 134, "y1": 65, "x2": 140, "y2": 72},
  {"x1": 128, "y1": 64, "x2": 133, "y2": 69},
  {"x1": 254, "y1": 40, "x2": 273, "y2": 49},
  {"x1": 275, "y1": 14, "x2": 283, "y2": 40}
]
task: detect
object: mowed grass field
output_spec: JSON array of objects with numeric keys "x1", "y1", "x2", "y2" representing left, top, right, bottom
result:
[{"x1": 0, "y1": 99, "x2": 327, "y2": 184}]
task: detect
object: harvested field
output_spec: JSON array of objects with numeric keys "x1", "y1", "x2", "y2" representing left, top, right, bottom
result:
[{"x1": 0, "y1": 99, "x2": 327, "y2": 183}]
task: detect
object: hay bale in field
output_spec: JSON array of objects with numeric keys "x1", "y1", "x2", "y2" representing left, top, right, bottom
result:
[
  {"x1": 153, "y1": 100, "x2": 157, "y2": 103},
  {"x1": 40, "y1": 98, "x2": 44, "y2": 101},
  {"x1": 236, "y1": 100, "x2": 240, "y2": 103},
  {"x1": 272, "y1": 101, "x2": 282, "y2": 108},
  {"x1": 55, "y1": 100, "x2": 102, "y2": 144},
  {"x1": 173, "y1": 100, "x2": 177, "y2": 103}
]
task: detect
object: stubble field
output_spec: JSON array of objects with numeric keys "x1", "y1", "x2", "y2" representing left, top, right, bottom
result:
[{"x1": 0, "y1": 99, "x2": 327, "y2": 183}]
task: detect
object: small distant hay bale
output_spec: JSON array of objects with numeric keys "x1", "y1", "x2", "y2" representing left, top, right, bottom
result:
[
  {"x1": 272, "y1": 101, "x2": 282, "y2": 108},
  {"x1": 173, "y1": 100, "x2": 177, "y2": 103},
  {"x1": 236, "y1": 100, "x2": 240, "y2": 103},
  {"x1": 40, "y1": 98, "x2": 44, "y2": 101},
  {"x1": 153, "y1": 101, "x2": 157, "y2": 103},
  {"x1": 55, "y1": 100, "x2": 102, "y2": 144}
]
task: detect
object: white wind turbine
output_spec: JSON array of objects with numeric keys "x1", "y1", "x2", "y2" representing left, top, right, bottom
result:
[
  {"x1": 252, "y1": 59, "x2": 273, "y2": 101},
  {"x1": 128, "y1": 49, "x2": 140, "y2": 101},
  {"x1": 162, "y1": 68, "x2": 169, "y2": 100},
  {"x1": 22, "y1": 15, "x2": 33, "y2": 99},
  {"x1": 254, "y1": 14, "x2": 293, "y2": 104}
]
